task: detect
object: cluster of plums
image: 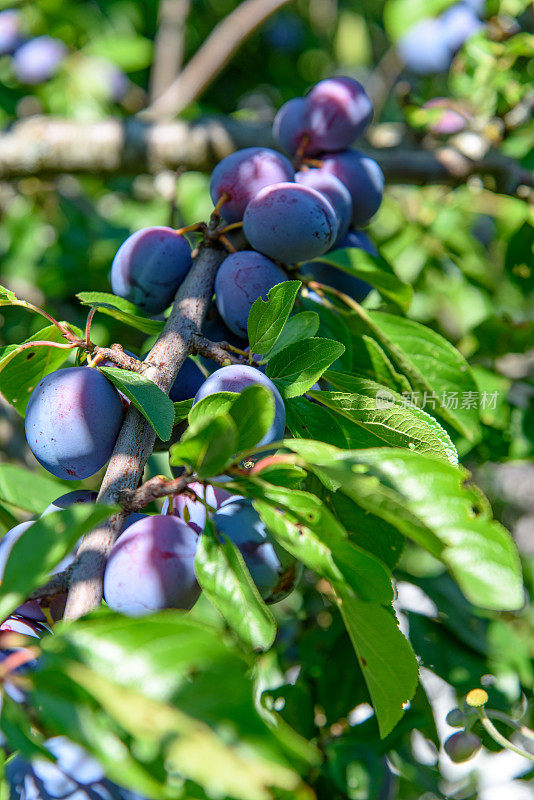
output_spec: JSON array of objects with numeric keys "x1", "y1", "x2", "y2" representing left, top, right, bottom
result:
[{"x1": 16, "y1": 77, "x2": 384, "y2": 626}]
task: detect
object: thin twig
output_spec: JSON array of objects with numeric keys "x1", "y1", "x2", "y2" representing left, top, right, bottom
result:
[
  {"x1": 85, "y1": 308, "x2": 96, "y2": 348},
  {"x1": 117, "y1": 474, "x2": 191, "y2": 511},
  {"x1": 149, "y1": 0, "x2": 191, "y2": 104},
  {"x1": 191, "y1": 334, "x2": 242, "y2": 366}
]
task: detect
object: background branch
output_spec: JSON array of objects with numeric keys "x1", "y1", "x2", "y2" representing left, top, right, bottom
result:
[
  {"x1": 143, "y1": 0, "x2": 293, "y2": 120},
  {"x1": 149, "y1": 0, "x2": 191, "y2": 103},
  {"x1": 1, "y1": 116, "x2": 531, "y2": 195}
]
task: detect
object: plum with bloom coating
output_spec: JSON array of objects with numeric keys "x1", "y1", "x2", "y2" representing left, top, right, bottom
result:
[
  {"x1": 296, "y1": 169, "x2": 352, "y2": 246},
  {"x1": 25, "y1": 367, "x2": 123, "y2": 480},
  {"x1": 320, "y1": 151, "x2": 384, "y2": 227},
  {"x1": 194, "y1": 365, "x2": 286, "y2": 449},
  {"x1": 215, "y1": 251, "x2": 287, "y2": 337},
  {"x1": 243, "y1": 182, "x2": 338, "y2": 263},
  {"x1": 110, "y1": 226, "x2": 192, "y2": 314},
  {"x1": 104, "y1": 515, "x2": 201, "y2": 616},
  {"x1": 161, "y1": 482, "x2": 232, "y2": 532},
  {"x1": 213, "y1": 497, "x2": 300, "y2": 602},
  {"x1": 303, "y1": 77, "x2": 373, "y2": 154},
  {"x1": 210, "y1": 147, "x2": 294, "y2": 223}
]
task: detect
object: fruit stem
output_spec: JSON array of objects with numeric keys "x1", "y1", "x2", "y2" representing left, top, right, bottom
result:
[
  {"x1": 212, "y1": 192, "x2": 229, "y2": 218},
  {"x1": 218, "y1": 234, "x2": 237, "y2": 253},
  {"x1": 476, "y1": 707, "x2": 534, "y2": 762}
]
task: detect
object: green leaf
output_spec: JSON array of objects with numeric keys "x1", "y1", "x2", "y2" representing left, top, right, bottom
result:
[
  {"x1": 262, "y1": 311, "x2": 319, "y2": 360},
  {"x1": 228, "y1": 385, "x2": 275, "y2": 451},
  {"x1": 0, "y1": 464, "x2": 67, "y2": 514},
  {"x1": 98, "y1": 366, "x2": 174, "y2": 441},
  {"x1": 363, "y1": 336, "x2": 412, "y2": 394},
  {"x1": 336, "y1": 591, "x2": 419, "y2": 738},
  {"x1": 267, "y1": 338, "x2": 345, "y2": 398},
  {"x1": 309, "y1": 248, "x2": 412, "y2": 311},
  {"x1": 384, "y1": 0, "x2": 456, "y2": 41},
  {"x1": 313, "y1": 375, "x2": 458, "y2": 464},
  {"x1": 188, "y1": 392, "x2": 236, "y2": 428},
  {"x1": 0, "y1": 324, "x2": 82, "y2": 415},
  {"x1": 361, "y1": 312, "x2": 481, "y2": 441},
  {"x1": 76, "y1": 292, "x2": 164, "y2": 335},
  {"x1": 0, "y1": 284, "x2": 17, "y2": 304},
  {"x1": 290, "y1": 443, "x2": 524, "y2": 612},
  {"x1": 195, "y1": 521, "x2": 276, "y2": 651},
  {"x1": 0, "y1": 504, "x2": 116, "y2": 621},
  {"x1": 87, "y1": 34, "x2": 153, "y2": 70},
  {"x1": 174, "y1": 398, "x2": 194, "y2": 423},
  {"x1": 247, "y1": 281, "x2": 301, "y2": 354},
  {"x1": 170, "y1": 415, "x2": 238, "y2": 478}
]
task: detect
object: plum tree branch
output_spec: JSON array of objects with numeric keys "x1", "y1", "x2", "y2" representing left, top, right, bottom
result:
[
  {"x1": 117, "y1": 474, "x2": 191, "y2": 511},
  {"x1": 149, "y1": 0, "x2": 191, "y2": 103},
  {"x1": 0, "y1": 116, "x2": 532, "y2": 195},
  {"x1": 64, "y1": 240, "x2": 227, "y2": 621},
  {"x1": 142, "y1": 0, "x2": 293, "y2": 120}
]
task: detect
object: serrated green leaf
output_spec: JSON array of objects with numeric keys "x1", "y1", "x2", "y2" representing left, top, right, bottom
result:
[
  {"x1": 77, "y1": 292, "x2": 164, "y2": 335},
  {"x1": 262, "y1": 311, "x2": 319, "y2": 360},
  {"x1": 170, "y1": 415, "x2": 238, "y2": 478},
  {"x1": 0, "y1": 284, "x2": 17, "y2": 304},
  {"x1": 0, "y1": 464, "x2": 68, "y2": 514},
  {"x1": 310, "y1": 248, "x2": 412, "y2": 311},
  {"x1": 247, "y1": 281, "x2": 301, "y2": 354},
  {"x1": 195, "y1": 521, "x2": 276, "y2": 651},
  {"x1": 188, "y1": 386, "x2": 275, "y2": 453},
  {"x1": 188, "y1": 392, "x2": 236, "y2": 428},
  {"x1": 0, "y1": 324, "x2": 82, "y2": 415},
  {"x1": 98, "y1": 366, "x2": 174, "y2": 441},
  {"x1": 363, "y1": 336, "x2": 412, "y2": 394},
  {"x1": 174, "y1": 398, "x2": 193, "y2": 423},
  {"x1": 0, "y1": 504, "x2": 116, "y2": 621},
  {"x1": 267, "y1": 338, "x2": 345, "y2": 398}
]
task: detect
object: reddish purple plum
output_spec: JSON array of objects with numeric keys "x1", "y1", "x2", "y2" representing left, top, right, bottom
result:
[
  {"x1": 303, "y1": 77, "x2": 373, "y2": 154},
  {"x1": 25, "y1": 367, "x2": 124, "y2": 480},
  {"x1": 215, "y1": 251, "x2": 287, "y2": 337},
  {"x1": 243, "y1": 182, "x2": 338, "y2": 263},
  {"x1": 161, "y1": 482, "x2": 232, "y2": 531},
  {"x1": 110, "y1": 226, "x2": 192, "y2": 314},
  {"x1": 0, "y1": 9, "x2": 21, "y2": 55},
  {"x1": 103, "y1": 515, "x2": 201, "y2": 616},
  {"x1": 210, "y1": 147, "x2": 294, "y2": 223},
  {"x1": 423, "y1": 98, "x2": 468, "y2": 134}
]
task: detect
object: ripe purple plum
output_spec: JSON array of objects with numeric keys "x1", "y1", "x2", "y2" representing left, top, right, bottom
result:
[
  {"x1": 296, "y1": 169, "x2": 352, "y2": 246},
  {"x1": 194, "y1": 365, "x2": 286, "y2": 449},
  {"x1": 13, "y1": 36, "x2": 67, "y2": 84},
  {"x1": 303, "y1": 77, "x2": 373, "y2": 154},
  {"x1": 41, "y1": 490, "x2": 98, "y2": 516},
  {"x1": 444, "y1": 731, "x2": 482, "y2": 762},
  {"x1": 423, "y1": 98, "x2": 467, "y2": 134},
  {"x1": 215, "y1": 251, "x2": 287, "y2": 337},
  {"x1": 213, "y1": 497, "x2": 300, "y2": 602},
  {"x1": 25, "y1": 367, "x2": 124, "y2": 480},
  {"x1": 7, "y1": 736, "x2": 149, "y2": 800},
  {"x1": 103, "y1": 515, "x2": 201, "y2": 616},
  {"x1": 200, "y1": 308, "x2": 247, "y2": 372},
  {"x1": 162, "y1": 482, "x2": 232, "y2": 531},
  {"x1": 110, "y1": 227, "x2": 192, "y2": 315},
  {"x1": 243, "y1": 183, "x2": 338, "y2": 263},
  {"x1": 302, "y1": 230, "x2": 376, "y2": 302},
  {"x1": 320, "y1": 151, "x2": 384, "y2": 227},
  {"x1": 210, "y1": 147, "x2": 294, "y2": 223},
  {"x1": 0, "y1": 9, "x2": 21, "y2": 55},
  {"x1": 169, "y1": 358, "x2": 205, "y2": 403},
  {"x1": 273, "y1": 97, "x2": 309, "y2": 157},
  {"x1": 397, "y1": 18, "x2": 453, "y2": 75}
]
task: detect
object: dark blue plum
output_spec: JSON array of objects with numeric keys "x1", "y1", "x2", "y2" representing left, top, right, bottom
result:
[
  {"x1": 302, "y1": 230, "x2": 377, "y2": 302},
  {"x1": 110, "y1": 226, "x2": 192, "y2": 315},
  {"x1": 215, "y1": 251, "x2": 287, "y2": 337},
  {"x1": 25, "y1": 366, "x2": 124, "y2": 480},
  {"x1": 161, "y1": 481, "x2": 232, "y2": 532},
  {"x1": 213, "y1": 497, "x2": 300, "y2": 602},
  {"x1": 243, "y1": 182, "x2": 338, "y2": 263},
  {"x1": 7, "y1": 736, "x2": 149, "y2": 800},
  {"x1": 273, "y1": 97, "x2": 309, "y2": 157},
  {"x1": 264, "y1": 12, "x2": 304, "y2": 52},
  {"x1": 169, "y1": 358, "x2": 205, "y2": 402},
  {"x1": 103, "y1": 515, "x2": 200, "y2": 616},
  {"x1": 0, "y1": 10, "x2": 21, "y2": 55},
  {"x1": 200, "y1": 309, "x2": 247, "y2": 372},
  {"x1": 41, "y1": 490, "x2": 98, "y2": 517},
  {"x1": 13, "y1": 36, "x2": 67, "y2": 84},
  {"x1": 303, "y1": 77, "x2": 373, "y2": 154},
  {"x1": 295, "y1": 169, "x2": 352, "y2": 246},
  {"x1": 210, "y1": 147, "x2": 294, "y2": 223},
  {"x1": 193, "y1": 365, "x2": 286, "y2": 449},
  {"x1": 320, "y1": 151, "x2": 384, "y2": 227},
  {"x1": 397, "y1": 18, "x2": 453, "y2": 75}
]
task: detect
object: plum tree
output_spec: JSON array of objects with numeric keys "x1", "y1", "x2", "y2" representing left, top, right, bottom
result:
[
  {"x1": 193, "y1": 365, "x2": 286, "y2": 449},
  {"x1": 12, "y1": 36, "x2": 67, "y2": 84},
  {"x1": 295, "y1": 169, "x2": 352, "y2": 246},
  {"x1": 25, "y1": 367, "x2": 124, "y2": 480},
  {"x1": 110, "y1": 226, "x2": 192, "y2": 314},
  {"x1": 214, "y1": 251, "x2": 287, "y2": 337},
  {"x1": 320, "y1": 151, "x2": 384, "y2": 227},
  {"x1": 169, "y1": 357, "x2": 205, "y2": 402},
  {"x1": 212, "y1": 497, "x2": 300, "y2": 603},
  {"x1": 444, "y1": 731, "x2": 482, "y2": 762},
  {"x1": 243, "y1": 182, "x2": 338, "y2": 263},
  {"x1": 103, "y1": 515, "x2": 201, "y2": 616},
  {"x1": 209, "y1": 147, "x2": 294, "y2": 223},
  {"x1": 161, "y1": 482, "x2": 232, "y2": 532},
  {"x1": 7, "y1": 737, "x2": 148, "y2": 800}
]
